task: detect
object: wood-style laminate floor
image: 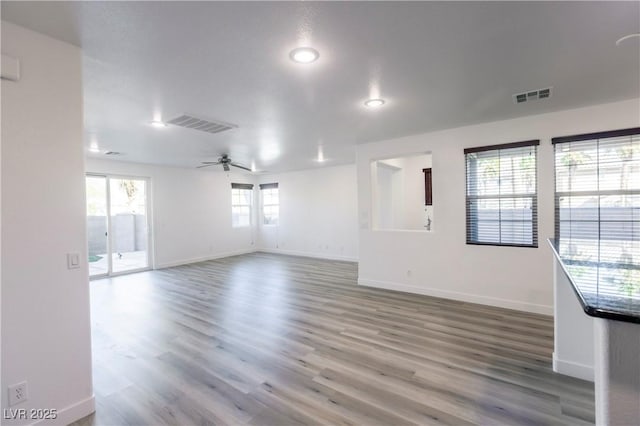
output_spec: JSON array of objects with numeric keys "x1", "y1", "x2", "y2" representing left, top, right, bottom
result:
[{"x1": 74, "y1": 252, "x2": 594, "y2": 426}]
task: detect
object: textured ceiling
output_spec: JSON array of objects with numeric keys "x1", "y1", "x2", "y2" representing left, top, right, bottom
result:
[{"x1": 2, "y1": 1, "x2": 639, "y2": 172}]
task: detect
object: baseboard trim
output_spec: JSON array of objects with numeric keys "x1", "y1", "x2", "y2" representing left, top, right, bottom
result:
[
  {"x1": 553, "y1": 352, "x2": 594, "y2": 382},
  {"x1": 32, "y1": 394, "x2": 95, "y2": 426},
  {"x1": 257, "y1": 248, "x2": 358, "y2": 263},
  {"x1": 358, "y1": 278, "x2": 553, "y2": 316},
  {"x1": 155, "y1": 249, "x2": 257, "y2": 269}
]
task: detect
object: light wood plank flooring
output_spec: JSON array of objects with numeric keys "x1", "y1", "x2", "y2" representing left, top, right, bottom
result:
[{"x1": 74, "y1": 252, "x2": 594, "y2": 426}]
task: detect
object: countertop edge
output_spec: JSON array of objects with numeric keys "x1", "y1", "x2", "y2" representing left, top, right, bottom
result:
[{"x1": 548, "y1": 238, "x2": 640, "y2": 324}]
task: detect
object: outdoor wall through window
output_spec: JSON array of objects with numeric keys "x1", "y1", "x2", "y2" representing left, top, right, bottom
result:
[
  {"x1": 465, "y1": 140, "x2": 539, "y2": 247},
  {"x1": 231, "y1": 183, "x2": 253, "y2": 227},
  {"x1": 553, "y1": 127, "x2": 640, "y2": 291},
  {"x1": 260, "y1": 183, "x2": 279, "y2": 225}
]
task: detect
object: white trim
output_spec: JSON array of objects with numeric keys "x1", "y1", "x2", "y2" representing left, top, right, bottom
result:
[
  {"x1": 358, "y1": 278, "x2": 553, "y2": 316},
  {"x1": 553, "y1": 352, "x2": 594, "y2": 382},
  {"x1": 32, "y1": 395, "x2": 95, "y2": 426},
  {"x1": 257, "y1": 248, "x2": 358, "y2": 263},
  {"x1": 155, "y1": 249, "x2": 257, "y2": 269}
]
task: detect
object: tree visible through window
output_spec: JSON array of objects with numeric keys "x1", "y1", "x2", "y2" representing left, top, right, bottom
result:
[
  {"x1": 465, "y1": 140, "x2": 539, "y2": 247},
  {"x1": 553, "y1": 128, "x2": 640, "y2": 295}
]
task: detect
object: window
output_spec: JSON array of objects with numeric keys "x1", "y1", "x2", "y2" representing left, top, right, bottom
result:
[
  {"x1": 465, "y1": 140, "x2": 539, "y2": 247},
  {"x1": 553, "y1": 127, "x2": 640, "y2": 271},
  {"x1": 260, "y1": 183, "x2": 279, "y2": 225},
  {"x1": 231, "y1": 183, "x2": 253, "y2": 227}
]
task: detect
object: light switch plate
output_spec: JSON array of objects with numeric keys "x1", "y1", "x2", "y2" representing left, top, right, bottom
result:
[{"x1": 67, "y1": 253, "x2": 80, "y2": 269}]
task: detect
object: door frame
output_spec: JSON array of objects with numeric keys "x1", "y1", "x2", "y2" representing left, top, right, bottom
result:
[{"x1": 86, "y1": 173, "x2": 153, "y2": 278}]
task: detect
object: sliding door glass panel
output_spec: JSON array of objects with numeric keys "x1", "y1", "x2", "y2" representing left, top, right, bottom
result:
[
  {"x1": 86, "y1": 176, "x2": 109, "y2": 277},
  {"x1": 109, "y1": 178, "x2": 149, "y2": 273}
]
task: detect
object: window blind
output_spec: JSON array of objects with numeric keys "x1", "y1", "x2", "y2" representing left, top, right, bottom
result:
[
  {"x1": 231, "y1": 183, "x2": 254, "y2": 190},
  {"x1": 553, "y1": 128, "x2": 640, "y2": 287},
  {"x1": 231, "y1": 184, "x2": 253, "y2": 227},
  {"x1": 261, "y1": 186, "x2": 279, "y2": 225},
  {"x1": 259, "y1": 183, "x2": 278, "y2": 190},
  {"x1": 465, "y1": 140, "x2": 539, "y2": 247}
]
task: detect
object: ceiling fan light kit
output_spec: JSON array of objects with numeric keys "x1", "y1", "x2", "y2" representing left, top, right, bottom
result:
[{"x1": 198, "y1": 154, "x2": 252, "y2": 172}]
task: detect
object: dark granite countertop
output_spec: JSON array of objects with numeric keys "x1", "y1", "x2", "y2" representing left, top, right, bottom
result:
[{"x1": 549, "y1": 239, "x2": 640, "y2": 324}]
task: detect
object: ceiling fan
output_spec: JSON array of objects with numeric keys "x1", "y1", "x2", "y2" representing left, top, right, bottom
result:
[{"x1": 197, "y1": 154, "x2": 252, "y2": 172}]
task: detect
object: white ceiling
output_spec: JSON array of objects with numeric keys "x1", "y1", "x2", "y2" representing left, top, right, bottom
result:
[{"x1": 2, "y1": 1, "x2": 639, "y2": 173}]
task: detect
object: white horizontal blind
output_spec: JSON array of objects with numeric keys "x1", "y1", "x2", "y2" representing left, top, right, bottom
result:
[
  {"x1": 261, "y1": 187, "x2": 279, "y2": 225},
  {"x1": 465, "y1": 141, "x2": 539, "y2": 247},
  {"x1": 259, "y1": 183, "x2": 279, "y2": 225},
  {"x1": 553, "y1": 128, "x2": 640, "y2": 297},
  {"x1": 231, "y1": 187, "x2": 252, "y2": 227}
]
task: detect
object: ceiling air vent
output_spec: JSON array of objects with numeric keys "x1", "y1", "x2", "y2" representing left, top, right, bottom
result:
[
  {"x1": 513, "y1": 87, "x2": 552, "y2": 104},
  {"x1": 104, "y1": 151, "x2": 122, "y2": 156},
  {"x1": 166, "y1": 114, "x2": 238, "y2": 135}
]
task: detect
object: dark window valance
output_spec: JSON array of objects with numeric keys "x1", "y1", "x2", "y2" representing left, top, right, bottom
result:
[
  {"x1": 552, "y1": 127, "x2": 640, "y2": 145},
  {"x1": 231, "y1": 183, "x2": 254, "y2": 190},
  {"x1": 463, "y1": 139, "x2": 539, "y2": 155},
  {"x1": 259, "y1": 183, "x2": 278, "y2": 190}
]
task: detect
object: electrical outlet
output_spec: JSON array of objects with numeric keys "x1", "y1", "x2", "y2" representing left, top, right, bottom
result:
[{"x1": 8, "y1": 382, "x2": 28, "y2": 406}]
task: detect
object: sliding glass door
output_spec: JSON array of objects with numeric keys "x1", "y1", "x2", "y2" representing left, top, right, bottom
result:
[
  {"x1": 86, "y1": 176, "x2": 110, "y2": 277},
  {"x1": 86, "y1": 175, "x2": 150, "y2": 277}
]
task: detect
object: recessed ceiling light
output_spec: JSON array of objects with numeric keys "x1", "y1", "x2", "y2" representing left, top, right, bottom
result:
[
  {"x1": 89, "y1": 146, "x2": 100, "y2": 153},
  {"x1": 317, "y1": 146, "x2": 325, "y2": 162},
  {"x1": 289, "y1": 47, "x2": 319, "y2": 64},
  {"x1": 150, "y1": 120, "x2": 168, "y2": 128},
  {"x1": 364, "y1": 98, "x2": 385, "y2": 108}
]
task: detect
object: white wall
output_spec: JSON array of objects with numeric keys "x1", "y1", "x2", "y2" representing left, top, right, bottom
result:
[
  {"x1": 374, "y1": 162, "x2": 399, "y2": 229},
  {"x1": 257, "y1": 164, "x2": 358, "y2": 262},
  {"x1": 1, "y1": 22, "x2": 94, "y2": 425},
  {"x1": 553, "y1": 255, "x2": 594, "y2": 380},
  {"x1": 593, "y1": 318, "x2": 640, "y2": 425},
  {"x1": 357, "y1": 98, "x2": 640, "y2": 315},
  {"x1": 85, "y1": 159, "x2": 256, "y2": 268}
]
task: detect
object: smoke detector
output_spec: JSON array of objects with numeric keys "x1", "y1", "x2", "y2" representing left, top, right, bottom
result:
[{"x1": 513, "y1": 87, "x2": 552, "y2": 104}]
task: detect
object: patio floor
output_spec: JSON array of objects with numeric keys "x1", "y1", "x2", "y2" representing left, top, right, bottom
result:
[{"x1": 89, "y1": 250, "x2": 148, "y2": 276}]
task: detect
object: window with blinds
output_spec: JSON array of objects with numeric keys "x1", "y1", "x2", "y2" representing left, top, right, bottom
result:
[
  {"x1": 259, "y1": 183, "x2": 279, "y2": 225},
  {"x1": 553, "y1": 128, "x2": 640, "y2": 277},
  {"x1": 465, "y1": 140, "x2": 539, "y2": 247},
  {"x1": 231, "y1": 183, "x2": 253, "y2": 227}
]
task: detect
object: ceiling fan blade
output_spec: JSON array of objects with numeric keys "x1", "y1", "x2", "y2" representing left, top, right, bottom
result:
[
  {"x1": 201, "y1": 161, "x2": 221, "y2": 165},
  {"x1": 230, "y1": 162, "x2": 252, "y2": 172},
  {"x1": 196, "y1": 163, "x2": 215, "y2": 168}
]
